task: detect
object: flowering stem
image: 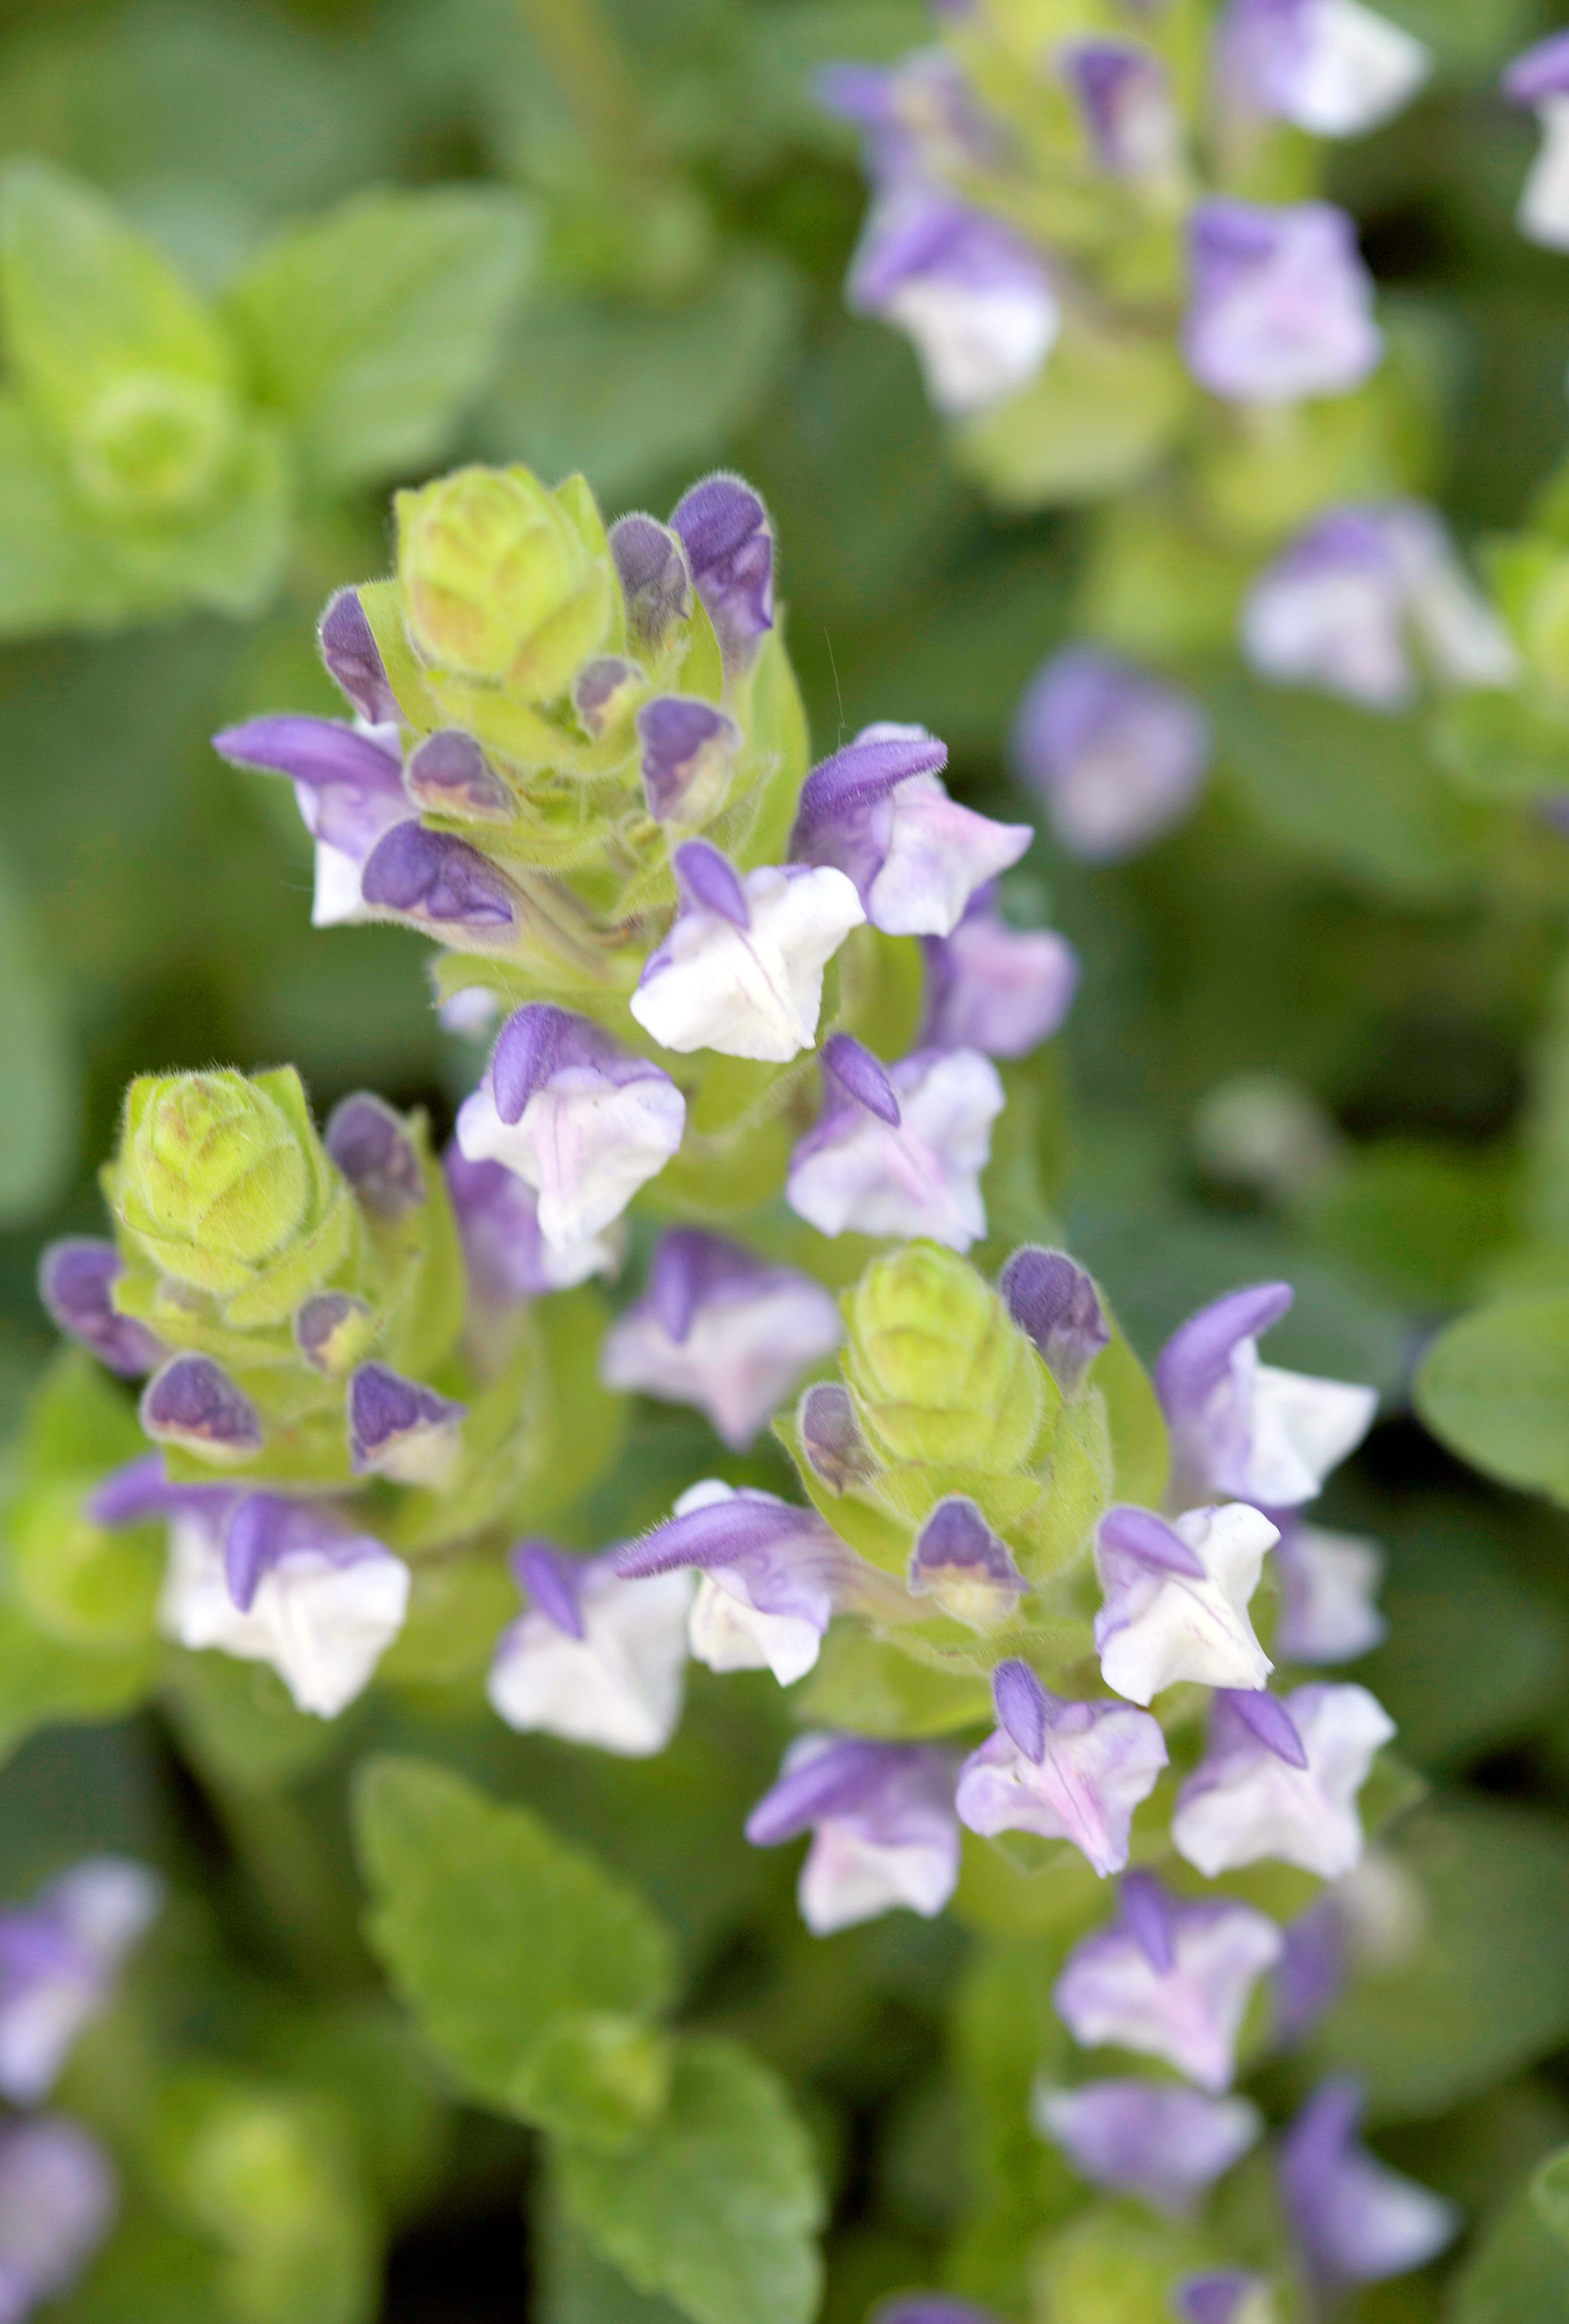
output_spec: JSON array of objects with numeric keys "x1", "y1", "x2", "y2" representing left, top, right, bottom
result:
[
  {"x1": 202, "y1": 1772, "x2": 370, "y2": 1988},
  {"x1": 512, "y1": 0, "x2": 654, "y2": 180}
]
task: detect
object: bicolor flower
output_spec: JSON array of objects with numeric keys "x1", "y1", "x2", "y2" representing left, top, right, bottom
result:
[
  {"x1": 819, "y1": 48, "x2": 999, "y2": 189},
  {"x1": 1273, "y1": 1518, "x2": 1387, "y2": 1663},
  {"x1": 908, "y1": 1498, "x2": 1026, "y2": 1630},
  {"x1": 922, "y1": 895, "x2": 1079, "y2": 1058},
  {"x1": 1011, "y1": 648, "x2": 1211, "y2": 862},
  {"x1": 1172, "y1": 1681, "x2": 1395, "y2": 1878},
  {"x1": 791, "y1": 725, "x2": 1031, "y2": 939},
  {"x1": 1217, "y1": 0, "x2": 1430, "y2": 138},
  {"x1": 1033, "y1": 2077, "x2": 1262, "y2": 2218},
  {"x1": 600, "y1": 1229, "x2": 842, "y2": 1449},
  {"x1": 1503, "y1": 34, "x2": 1569, "y2": 251},
  {"x1": 139, "y1": 1354, "x2": 263, "y2": 1464},
  {"x1": 0, "y1": 2116, "x2": 117, "y2": 2323},
  {"x1": 786, "y1": 1035, "x2": 1004, "y2": 1250},
  {"x1": 1094, "y1": 1503, "x2": 1278, "y2": 1705},
  {"x1": 668, "y1": 474, "x2": 774, "y2": 669},
  {"x1": 1172, "y1": 2276, "x2": 1277, "y2": 2324},
  {"x1": 999, "y1": 1246, "x2": 1110, "y2": 1397},
  {"x1": 1054, "y1": 1873, "x2": 1284, "y2": 2092},
  {"x1": 1060, "y1": 40, "x2": 1183, "y2": 180},
  {"x1": 846, "y1": 187, "x2": 1060, "y2": 417},
  {"x1": 636, "y1": 697, "x2": 739, "y2": 826},
  {"x1": 1154, "y1": 1283, "x2": 1378, "y2": 1512},
  {"x1": 487, "y1": 1542, "x2": 693, "y2": 1757},
  {"x1": 954, "y1": 1660, "x2": 1167, "y2": 1877},
  {"x1": 1279, "y1": 2076, "x2": 1458, "y2": 2290},
  {"x1": 37, "y1": 1239, "x2": 162, "y2": 1378},
  {"x1": 1241, "y1": 501, "x2": 1518, "y2": 711},
  {"x1": 212, "y1": 712, "x2": 413, "y2": 928},
  {"x1": 629, "y1": 842, "x2": 864, "y2": 1063},
  {"x1": 1183, "y1": 199, "x2": 1381, "y2": 405},
  {"x1": 348, "y1": 1363, "x2": 466, "y2": 1487},
  {"x1": 0, "y1": 1859, "x2": 160, "y2": 2106},
  {"x1": 456, "y1": 1005, "x2": 686, "y2": 1250},
  {"x1": 616, "y1": 1479, "x2": 912, "y2": 1685},
  {"x1": 745, "y1": 1733, "x2": 961, "y2": 1934},
  {"x1": 324, "y1": 1092, "x2": 426, "y2": 1220},
  {"x1": 445, "y1": 1145, "x2": 619, "y2": 1307}
]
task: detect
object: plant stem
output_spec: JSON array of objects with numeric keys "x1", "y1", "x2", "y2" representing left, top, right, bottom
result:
[{"x1": 514, "y1": 0, "x2": 654, "y2": 180}]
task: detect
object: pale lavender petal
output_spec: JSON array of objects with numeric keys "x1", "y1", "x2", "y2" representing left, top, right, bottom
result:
[
  {"x1": 140, "y1": 1357, "x2": 262, "y2": 1459},
  {"x1": 1174, "y1": 2273, "x2": 1271, "y2": 2324},
  {"x1": 1054, "y1": 1879, "x2": 1284, "y2": 2090},
  {"x1": 1095, "y1": 1502, "x2": 1277, "y2": 1703},
  {"x1": 1280, "y1": 2076, "x2": 1458, "y2": 2289},
  {"x1": 223, "y1": 1492, "x2": 391, "y2": 1614},
  {"x1": 668, "y1": 475, "x2": 773, "y2": 666},
  {"x1": 1183, "y1": 198, "x2": 1381, "y2": 405},
  {"x1": 746, "y1": 1732, "x2": 961, "y2": 1931},
  {"x1": 325, "y1": 1092, "x2": 425, "y2": 1218},
  {"x1": 1060, "y1": 40, "x2": 1180, "y2": 177},
  {"x1": 1220, "y1": 1685, "x2": 1309, "y2": 1768},
  {"x1": 1034, "y1": 2078, "x2": 1260, "y2": 2217},
  {"x1": 319, "y1": 587, "x2": 398, "y2": 725},
  {"x1": 1274, "y1": 1519, "x2": 1387, "y2": 1663},
  {"x1": 847, "y1": 187, "x2": 1059, "y2": 415},
  {"x1": 1275, "y1": 1895, "x2": 1345, "y2": 2045},
  {"x1": 1000, "y1": 1246, "x2": 1109, "y2": 1396},
  {"x1": 923, "y1": 907, "x2": 1079, "y2": 1057},
  {"x1": 360, "y1": 821, "x2": 517, "y2": 933},
  {"x1": 1217, "y1": 0, "x2": 1429, "y2": 136},
  {"x1": 37, "y1": 1240, "x2": 163, "y2": 1378},
  {"x1": 1012, "y1": 647, "x2": 1210, "y2": 860},
  {"x1": 0, "y1": 2117, "x2": 116, "y2": 2314},
  {"x1": 488, "y1": 1548, "x2": 692, "y2": 1756},
  {"x1": 790, "y1": 1045, "x2": 1004, "y2": 1250},
  {"x1": 955, "y1": 1690, "x2": 1168, "y2": 1876},
  {"x1": 873, "y1": 2300, "x2": 995, "y2": 2324},
  {"x1": 1172, "y1": 1680, "x2": 1395, "y2": 1879},
  {"x1": 791, "y1": 727, "x2": 948, "y2": 895},
  {"x1": 1505, "y1": 30, "x2": 1569, "y2": 102}
]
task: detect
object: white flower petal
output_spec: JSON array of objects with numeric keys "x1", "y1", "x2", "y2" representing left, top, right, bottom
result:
[
  {"x1": 488, "y1": 1569, "x2": 693, "y2": 1756},
  {"x1": 631, "y1": 866, "x2": 864, "y2": 1061},
  {"x1": 687, "y1": 1573, "x2": 823, "y2": 1684}
]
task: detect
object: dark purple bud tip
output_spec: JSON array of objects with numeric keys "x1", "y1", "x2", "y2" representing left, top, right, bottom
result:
[
  {"x1": 320, "y1": 587, "x2": 398, "y2": 725},
  {"x1": 294, "y1": 1292, "x2": 374, "y2": 1375},
  {"x1": 912, "y1": 1497, "x2": 1023, "y2": 1589},
  {"x1": 674, "y1": 840, "x2": 750, "y2": 927},
  {"x1": 141, "y1": 1356, "x2": 263, "y2": 1457},
  {"x1": 349, "y1": 1362, "x2": 465, "y2": 1479},
  {"x1": 668, "y1": 474, "x2": 773, "y2": 661},
  {"x1": 491, "y1": 1003, "x2": 574, "y2": 1124},
  {"x1": 38, "y1": 1238, "x2": 163, "y2": 1378},
  {"x1": 610, "y1": 514, "x2": 693, "y2": 652},
  {"x1": 999, "y1": 1246, "x2": 1109, "y2": 1396},
  {"x1": 575, "y1": 656, "x2": 640, "y2": 738},
  {"x1": 1174, "y1": 2271, "x2": 1264, "y2": 2324},
  {"x1": 360, "y1": 822, "x2": 516, "y2": 930},
  {"x1": 223, "y1": 1493, "x2": 295, "y2": 1613},
  {"x1": 404, "y1": 731, "x2": 514, "y2": 822},
  {"x1": 1119, "y1": 1869, "x2": 1176, "y2": 1972},
  {"x1": 1098, "y1": 1504, "x2": 1206, "y2": 1579},
  {"x1": 638, "y1": 696, "x2": 737, "y2": 823},
  {"x1": 325, "y1": 1093, "x2": 425, "y2": 1220},
  {"x1": 822, "y1": 1034, "x2": 901, "y2": 1125},
  {"x1": 1219, "y1": 1687, "x2": 1309, "y2": 1769},
  {"x1": 798, "y1": 1382, "x2": 875, "y2": 1494},
  {"x1": 993, "y1": 1658, "x2": 1051, "y2": 1764},
  {"x1": 512, "y1": 1540, "x2": 587, "y2": 1639}
]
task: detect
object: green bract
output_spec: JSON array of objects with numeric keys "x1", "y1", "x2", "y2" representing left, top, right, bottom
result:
[{"x1": 844, "y1": 1242, "x2": 1048, "y2": 1476}]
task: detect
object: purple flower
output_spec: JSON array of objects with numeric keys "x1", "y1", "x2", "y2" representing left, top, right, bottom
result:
[
  {"x1": 1012, "y1": 647, "x2": 1211, "y2": 861},
  {"x1": 319, "y1": 586, "x2": 399, "y2": 725},
  {"x1": 616, "y1": 1479, "x2": 913, "y2": 1685},
  {"x1": 0, "y1": 2116, "x2": 116, "y2": 2323},
  {"x1": 139, "y1": 1355, "x2": 263, "y2": 1464},
  {"x1": 637, "y1": 697, "x2": 739, "y2": 826},
  {"x1": 1094, "y1": 1503, "x2": 1278, "y2": 1704},
  {"x1": 348, "y1": 1362, "x2": 466, "y2": 1487},
  {"x1": 1059, "y1": 40, "x2": 1182, "y2": 179},
  {"x1": 445, "y1": 1145, "x2": 620, "y2": 1307},
  {"x1": 819, "y1": 49, "x2": 998, "y2": 190},
  {"x1": 668, "y1": 475, "x2": 774, "y2": 669},
  {"x1": 1503, "y1": 34, "x2": 1569, "y2": 250},
  {"x1": 0, "y1": 1860, "x2": 160, "y2": 2106},
  {"x1": 610, "y1": 514, "x2": 693, "y2": 657},
  {"x1": 1241, "y1": 503, "x2": 1518, "y2": 710},
  {"x1": 1054, "y1": 1873, "x2": 1284, "y2": 2092},
  {"x1": 1273, "y1": 1518, "x2": 1387, "y2": 1663},
  {"x1": 1154, "y1": 1283, "x2": 1378, "y2": 1513},
  {"x1": 324, "y1": 1092, "x2": 425, "y2": 1220},
  {"x1": 1183, "y1": 199, "x2": 1381, "y2": 405},
  {"x1": 1172, "y1": 1681, "x2": 1395, "y2": 1879},
  {"x1": 786, "y1": 1036, "x2": 1005, "y2": 1250},
  {"x1": 358, "y1": 819, "x2": 520, "y2": 943},
  {"x1": 37, "y1": 1240, "x2": 162, "y2": 1378},
  {"x1": 745, "y1": 1733, "x2": 961, "y2": 1933},
  {"x1": 954, "y1": 1660, "x2": 1167, "y2": 1877},
  {"x1": 908, "y1": 1497, "x2": 1026, "y2": 1630},
  {"x1": 212, "y1": 713, "x2": 413, "y2": 927},
  {"x1": 600, "y1": 1230, "x2": 842, "y2": 1449},
  {"x1": 1280, "y1": 2077, "x2": 1458, "y2": 2291},
  {"x1": 1033, "y1": 2078, "x2": 1261, "y2": 2218},
  {"x1": 1172, "y1": 2275, "x2": 1275, "y2": 2324},
  {"x1": 791, "y1": 724, "x2": 1031, "y2": 938},
  {"x1": 922, "y1": 896, "x2": 1079, "y2": 1057},
  {"x1": 488, "y1": 1543, "x2": 693, "y2": 1757},
  {"x1": 1216, "y1": 0, "x2": 1430, "y2": 137},
  {"x1": 999, "y1": 1246, "x2": 1110, "y2": 1397},
  {"x1": 456, "y1": 1005, "x2": 686, "y2": 1250},
  {"x1": 630, "y1": 841, "x2": 865, "y2": 1063},
  {"x1": 846, "y1": 187, "x2": 1060, "y2": 417}
]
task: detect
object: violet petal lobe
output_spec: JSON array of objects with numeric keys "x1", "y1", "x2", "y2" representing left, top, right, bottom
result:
[
  {"x1": 360, "y1": 822, "x2": 517, "y2": 932},
  {"x1": 668, "y1": 474, "x2": 774, "y2": 661},
  {"x1": 1280, "y1": 2075, "x2": 1458, "y2": 2289},
  {"x1": 992, "y1": 1658, "x2": 1049, "y2": 1763},
  {"x1": 319, "y1": 586, "x2": 399, "y2": 724},
  {"x1": 999, "y1": 1245, "x2": 1110, "y2": 1395},
  {"x1": 140, "y1": 1357, "x2": 263, "y2": 1458},
  {"x1": 37, "y1": 1239, "x2": 163, "y2": 1378},
  {"x1": 822, "y1": 1034, "x2": 902, "y2": 1124},
  {"x1": 512, "y1": 1540, "x2": 588, "y2": 1640}
]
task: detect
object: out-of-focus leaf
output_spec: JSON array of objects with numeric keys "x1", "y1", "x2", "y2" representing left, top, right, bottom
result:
[
  {"x1": 1032, "y1": 2204, "x2": 1206, "y2": 2324},
  {"x1": 743, "y1": 1, "x2": 930, "y2": 148},
  {"x1": 0, "y1": 834, "x2": 74, "y2": 1221},
  {"x1": 541, "y1": 2190, "x2": 691, "y2": 2324},
  {"x1": 1302, "y1": 1138, "x2": 1518, "y2": 1308},
  {"x1": 54, "y1": 2211, "x2": 230, "y2": 2324},
  {"x1": 956, "y1": 331, "x2": 1191, "y2": 512},
  {"x1": 1452, "y1": 2185, "x2": 1569, "y2": 2323},
  {"x1": 162, "y1": 1649, "x2": 343, "y2": 1794},
  {"x1": 1416, "y1": 1289, "x2": 1569, "y2": 1504},
  {"x1": 1536, "y1": 2147, "x2": 1569, "y2": 2251}
]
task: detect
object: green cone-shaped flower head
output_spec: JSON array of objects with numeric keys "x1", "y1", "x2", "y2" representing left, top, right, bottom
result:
[
  {"x1": 843, "y1": 1242, "x2": 1046, "y2": 1472},
  {"x1": 396, "y1": 463, "x2": 617, "y2": 701}
]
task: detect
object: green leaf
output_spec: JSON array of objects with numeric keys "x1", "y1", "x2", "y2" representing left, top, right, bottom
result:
[
  {"x1": 1453, "y1": 2185, "x2": 1569, "y2": 2323},
  {"x1": 1536, "y1": 2147, "x2": 1569, "y2": 2251},
  {"x1": 557, "y1": 2034, "x2": 823, "y2": 2324},
  {"x1": 794, "y1": 1623, "x2": 993, "y2": 1738},
  {"x1": 0, "y1": 1595, "x2": 158, "y2": 1768},
  {"x1": 0, "y1": 831, "x2": 73, "y2": 1220},
  {"x1": 1416, "y1": 1289, "x2": 1569, "y2": 1504},
  {"x1": 54, "y1": 2211, "x2": 231, "y2": 2324},
  {"x1": 955, "y1": 329, "x2": 1191, "y2": 512},
  {"x1": 161, "y1": 1649, "x2": 343, "y2": 1793},
  {"x1": 228, "y1": 187, "x2": 538, "y2": 493},
  {"x1": 353, "y1": 1756, "x2": 677, "y2": 2112}
]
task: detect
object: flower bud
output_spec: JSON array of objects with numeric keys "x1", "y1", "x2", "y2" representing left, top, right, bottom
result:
[
  {"x1": 396, "y1": 464, "x2": 615, "y2": 702},
  {"x1": 843, "y1": 1242, "x2": 1045, "y2": 1472}
]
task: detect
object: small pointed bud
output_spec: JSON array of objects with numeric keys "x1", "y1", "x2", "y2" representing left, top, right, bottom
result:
[
  {"x1": 1183, "y1": 199, "x2": 1381, "y2": 405},
  {"x1": 319, "y1": 586, "x2": 399, "y2": 724},
  {"x1": 403, "y1": 731, "x2": 514, "y2": 822},
  {"x1": 668, "y1": 474, "x2": 773, "y2": 667},
  {"x1": 360, "y1": 820, "x2": 519, "y2": 937},
  {"x1": 293, "y1": 1292, "x2": 376, "y2": 1376},
  {"x1": 324, "y1": 1093, "x2": 425, "y2": 1220},
  {"x1": 574, "y1": 655, "x2": 643, "y2": 739},
  {"x1": 37, "y1": 1240, "x2": 163, "y2": 1377},
  {"x1": 348, "y1": 1363, "x2": 465, "y2": 1487},
  {"x1": 910, "y1": 1501, "x2": 1025, "y2": 1629},
  {"x1": 798, "y1": 1382, "x2": 876, "y2": 1494},
  {"x1": 1000, "y1": 1246, "x2": 1109, "y2": 1396},
  {"x1": 610, "y1": 513, "x2": 693, "y2": 655},
  {"x1": 843, "y1": 1241, "x2": 1043, "y2": 1471},
  {"x1": 113, "y1": 1070, "x2": 312, "y2": 1297},
  {"x1": 637, "y1": 697, "x2": 739, "y2": 824},
  {"x1": 140, "y1": 1355, "x2": 263, "y2": 1463}
]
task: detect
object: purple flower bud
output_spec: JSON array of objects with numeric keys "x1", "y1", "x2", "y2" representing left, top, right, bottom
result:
[
  {"x1": 909, "y1": 1500, "x2": 1025, "y2": 1629},
  {"x1": 745, "y1": 1733, "x2": 961, "y2": 1934},
  {"x1": 600, "y1": 1231, "x2": 842, "y2": 1450},
  {"x1": 872, "y1": 2301, "x2": 996, "y2": 2324},
  {"x1": 1012, "y1": 648, "x2": 1210, "y2": 860},
  {"x1": 923, "y1": 902, "x2": 1079, "y2": 1058},
  {"x1": 610, "y1": 513, "x2": 693, "y2": 654},
  {"x1": 1060, "y1": 40, "x2": 1181, "y2": 178},
  {"x1": 292, "y1": 1292, "x2": 374, "y2": 1376},
  {"x1": 1173, "y1": 2273, "x2": 1273, "y2": 2324},
  {"x1": 1172, "y1": 1680, "x2": 1395, "y2": 1879},
  {"x1": 140, "y1": 1355, "x2": 263, "y2": 1462},
  {"x1": 0, "y1": 1860, "x2": 160, "y2": 2105},
  {"x1": 1033, "y1": 2077, "x2": 1261, "y2": 2218},
  {"x1": 213, "y1": 713, "x2": 413, "y2": 927},
  {"x1": 847, "y1": 187, "x2": 1059, "y2": 417},
  {"x1": 1183, "y1": 199, "x2": 1381, "y2": 405},
  {"x1": 324, "y1": 1092, "x2": 425, "y2": 1220},
  {"x1": 443, "y1": 1145, "x2": 619, "y2": 1306},
  {"x1": 1094, "y1": 1502, "x2": 1277, "y2": 1703},
  {"x1": 1273, "y1": 1517, "x2": 1387, "y2": 1663},
  {"x1": 1279, "y1": 2077, "x2": 1458, "y2": 2290},
  {"x1": 37, "y1": 1240, "x2": 163, "y2": 1378},
  {"x1": 360, "y1": 820, "x2": 519, "y2": 939},
  {"x1": 320, "y1": 587, "x2": 399, "y2": 725},
  {"x1": 819, "y1": 49, "x2": 998, "y2": 188},
  {"x1": 1216, "y1": 0, "x2": 1430, "y2": 137},
  {"x1": 637, "y1": 698, "x2": 739, "y2": 824},
  {"x1": 403, "y1": 731, "x2": 514, "y2": 822},
  {"x1": 348, "y1": 1362, "x2": 465, "y2": 1487},
  {"x1": 999, "y1": 1246, "x2": 1109, "y2": 1396},
  {"x1": 956, "y1": 1668, "x2": 1167, "y2": 1877},
  {"x1": 798, "y1": 1381, "x2": 876, "y2": 1494},
  {"x1": 788, "y1": 1044, "x2": 1005, "y2": 1250},
  {"x1": 1054, "y1": 1877, "x2": 1284, "y2": 2091},
  {"x1": 489, "y1": 1544, "x2": 693, "y2": 1756},
  {"x1": 574, "y1": 656, "x2": 642, "y2": 739},
  {"x1": 668, "y1": 475, "x2": 773, "y2": 668},
  {"x1": 0, "y1": 2115, "x2": 117, "y2": 2321}
]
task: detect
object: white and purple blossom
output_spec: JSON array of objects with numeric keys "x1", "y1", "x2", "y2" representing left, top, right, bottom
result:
[
  {"x1": 1154, "y1": 1282, "x2": 1378, "y2": 1513},
  {"x1": 1279, "y1": 2076, "x2": 1458, "y2": 2291},
  {"x1": 212, "y1": 712, "x2": 413, "y2": 928},
  {"x1": 600, "y1": 1229, "x2": 842, "y2": 1448},
  {"x1": 1094, "y1": 1502, "x2": 1278, "y2": 1705},
  {"x1": 1054, "y1": 1873, "x2": 1284, "y2": 2092},
  {"x1": 139, "y1": 1354, "x2": 264, "y2": 1464},
  {"x1": 745, "y1": 1733, "x2": 961, "y2": 1933},
  {"x1": 999, "y1": 1245, "x2": 1111, "y2": 1396},
  {"x1": 324, "y1": 1092, "x2": 426, "y2": 1220},
  {"x1": 1032, "y1": 2076, "x2": 1262, "y2": 2218},
  {"x1": 1274, "y1": 1517, "x2": 1387, "y2": 1663},
  {"x1": 1059, "y1": 40, "x2": 1183, "y2": 180},
  {"x1": 637, "y1": 698, "x2": 739, "y2": 826},
  {"x1": 0, "y1": 1860, "x2": 160, "y2": 2106},
  {"x1": 487, "y1": 1541, "x2": 693, "y2": 1757},
  {"x1": 668, "y1": 475, "x2": 774, "y2": 669},
  {"x1": 846, "y1": 187, "x2": 1060, "y2": 417},
  {"x1": 922, "y1": 894, "x2": 1079, "y2": 1057},
  {"x1": 786, "y1": 1035, "x2": 1004, "y2": 1250},
  {"x1": 37, "y1": 1240, "x2": 162, "y2": 1378},
  {"x1": 445, "y1": 1145, "x2": 620, "y2": 1307},
  {"x1": 0, "y1": 2116, "x2": 117, "y2": 2324},
  {"x1": 954, "y1": 1660, "x2": 1167, "y2": 1877},
  {"x1": 348, "y1": 1362, "x2": 466, "y2": 1487},
  {"x1": 791, "y1": 725, "x2": 1031, "y2": 939},
  {"x1": 1217, "y1": 0, "x2": 1430, "y2": 138},
  {"x1": 1012, "y1": 648, "x2": 1211, "y2": 862},
  {"x1": 1503, "y1": 34, "x2": 1569, "y2": 250},
  {"x1": 456, "y1": 1005, "x2": 686, "y2": 1250},
  {"x1": 1183, "y1": 199, "x2": 1381, "y2": 404},
  {"x1": 1172, "y1": 1681, "x2": 1395, "y2": 1878},
  {"x1": 630, "y1": 841, "x2": 865, "y2": 1063},
  {"x1": 907, "y1": 1497, "x2": 1026, "y2": 1630}
]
